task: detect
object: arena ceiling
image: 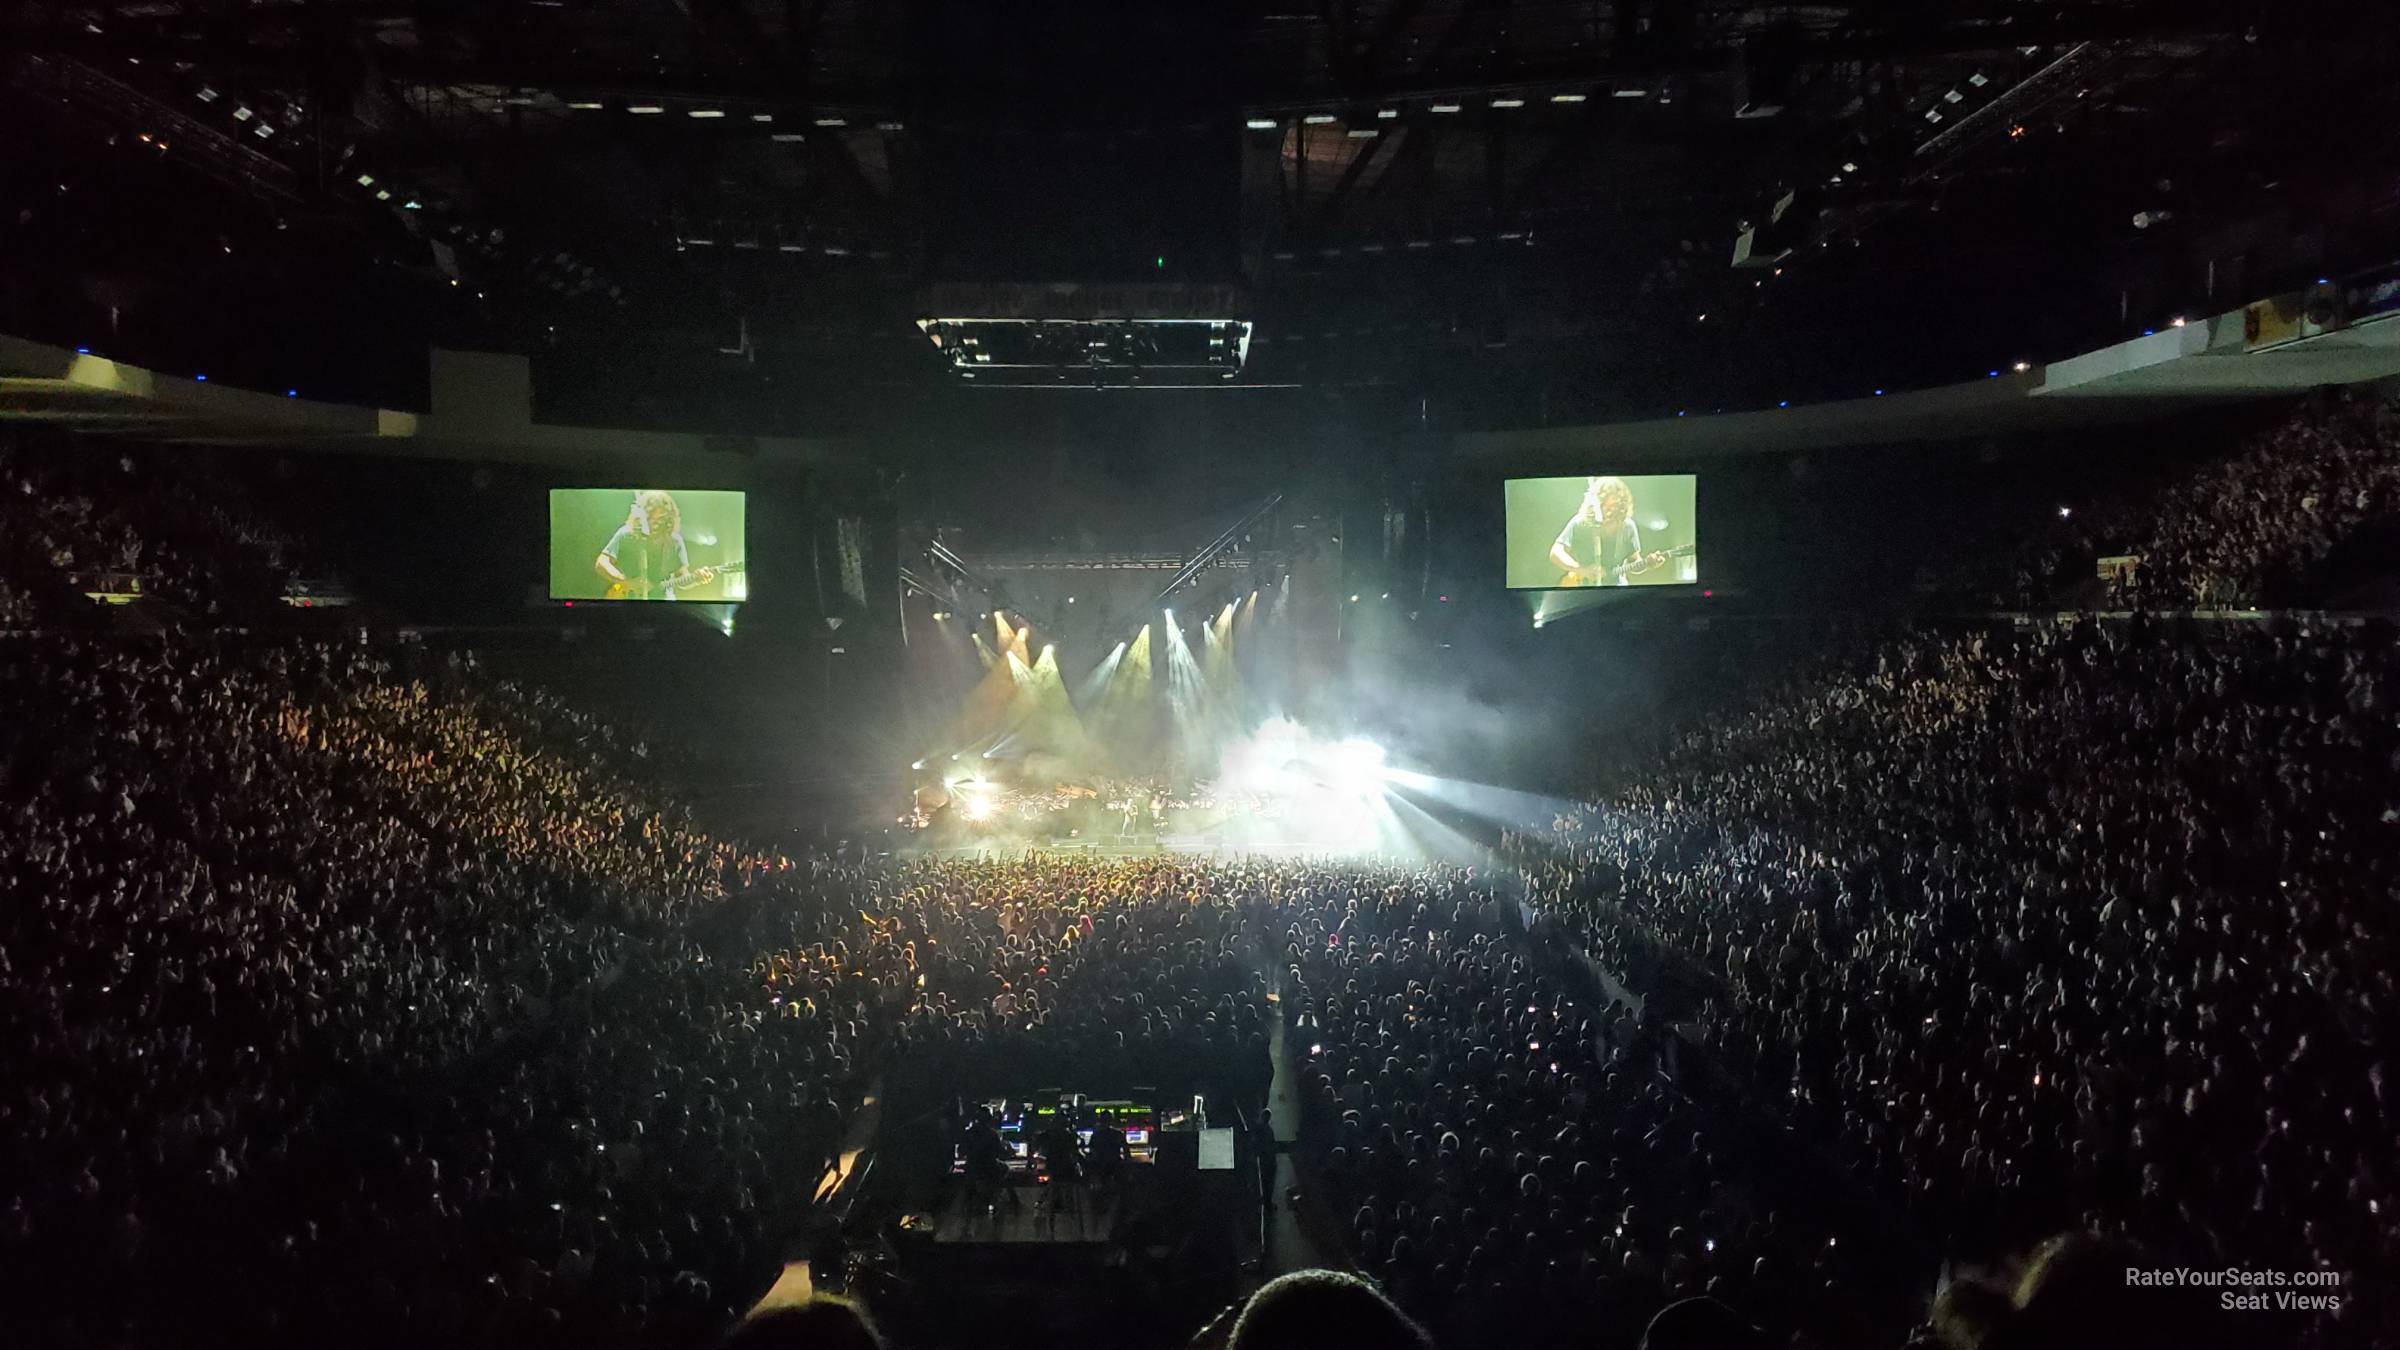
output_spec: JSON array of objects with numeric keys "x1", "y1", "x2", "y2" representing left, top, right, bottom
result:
[{"x1": 3, "y1": 2, "x2": 2396, "y2": 427}]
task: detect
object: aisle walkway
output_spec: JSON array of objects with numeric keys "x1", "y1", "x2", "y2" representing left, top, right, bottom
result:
[
  {"x1": 1261, "y1": 987, "x2": 1338, "y2": 1275},
  {"x1": 746, "y1": 1079, "x2": 883, "y2": 1319}
]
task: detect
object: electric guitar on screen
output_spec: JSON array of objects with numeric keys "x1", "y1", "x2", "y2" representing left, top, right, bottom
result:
[
  {"x1": 605, "y1": 560, "x2": 746, "y2": 601},
  {"x1": 1559, "y1": 544, "x2": 1696, "y2": 588}
]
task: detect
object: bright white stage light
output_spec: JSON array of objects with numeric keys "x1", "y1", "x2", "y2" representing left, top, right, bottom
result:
[
  {"x1": 957, "y1": 779, "x2": 999, "y2": 822},
  {"x1": 1325, "y1": 738, "x2": 1389, "y2": 799}
]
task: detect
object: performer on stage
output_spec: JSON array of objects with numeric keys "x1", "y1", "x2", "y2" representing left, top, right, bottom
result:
[
  {"x1": 1037, "y1": 1116, "x2": 1086, "y2": 1224},
  {"x1": 961, "y1": 1108, "x2": 1017, "y2": 1212},
  {"x1": 1085, "y1": 1114, "x2": 1128, "y2": 1196},
  {"x1": 1548, "y1": 476, "x2": 1667, "y2": 587},
  {"x1": 594, "y1": 490, "x2": 717, "y2": 600}
]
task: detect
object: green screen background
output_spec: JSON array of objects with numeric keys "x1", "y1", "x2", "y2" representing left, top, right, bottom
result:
[
  {"x1": 547, "y1": 489, "x2": 748, "y2": 601},
  {"x1": 1503, "y1": 474, "x2": 1698, "y2": 589}
]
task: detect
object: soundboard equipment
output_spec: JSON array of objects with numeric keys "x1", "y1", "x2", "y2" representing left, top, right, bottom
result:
[{"x1": 950, "y1": 1093, "x2": 1168, "y2": 1179}]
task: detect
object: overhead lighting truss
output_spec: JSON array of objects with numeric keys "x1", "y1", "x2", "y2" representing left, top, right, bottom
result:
[{"x1": 914, "y1": 316, "x2": 1255, "y2": 387}]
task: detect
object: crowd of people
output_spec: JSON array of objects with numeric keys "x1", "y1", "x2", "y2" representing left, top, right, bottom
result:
[
  {"x1": 1517, "y1": 615, "x2": 2395, "y2": 1344},
  {"x1": 1948, "y1": 392, "x2": 2400, "y2": 610},
  {"x1": 0, "y1": 434, "x2": 318, "y2": 621},
  {"x1": 1277, "y1": 866, "x2": 1879, "y2": 1350},
  {"x1": 0, "y1": 430, "x2": 877, "y2": 1346},
  {"x1": 6, "y1": 390, "x2": 2399, "y2": 1350},
  {"x1": 0, "y1": 618, "x2": 887, "y2": 1347},
  {"x1": 1491, "y1": 390, "x2": 2400, "y2": 1349},
  {"x1": 868, "y1": 856, "x2": 1273, "y2": 1116}
]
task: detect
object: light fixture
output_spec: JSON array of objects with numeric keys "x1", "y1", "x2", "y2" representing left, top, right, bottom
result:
[
  {"x1": 1490, "y1": 97, "x2": 1525, "y2": 108},
  {"x1": 1429, "y1": 103, "x2": 1461, "y2": 113},
  {"x1": 751, "y1": 113, "x2": 775, "y2": 122},
  {"x1": 1551, "y1": 92, "x2": 1587, "y2": 103},
  {"x1": 1303, "y1": 114, "x2": 1337, "y2": 125},
  {"x1": 628, "y1": 105, "x2": 665, "y2": 115},
  {"x1": 567, "y1": 101, "x2": 604, "y2": 110},
  {"x1": 1376, "y1": 108, "x2": 1398, "y2": 119},
  {"x1": 1347, "y1": 127, "x2": 1379, "y2": 138},
  {"x1": 1245, "y1": 117, "x2": 1277, "y2": 130},
  {"x1": 688, "y1": 108, "x2": 726, "y2": 119},
  {"x1": 813, "y1": 116, "x2": 847, "y2": 127}
]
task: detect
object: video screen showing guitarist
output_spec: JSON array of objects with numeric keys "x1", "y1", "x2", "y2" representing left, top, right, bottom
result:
[
  {"x1": 595, "y1": 490, "x2": 717, "y2": 600},
  {"x1": 1549, "y1": 477, "x2": 1667, "y2": 587}
]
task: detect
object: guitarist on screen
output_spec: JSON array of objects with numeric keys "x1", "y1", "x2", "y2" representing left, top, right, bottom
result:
[
  {"x1": 1549, "y1": 476, "x2": 1668, "y2": 586},
  {"x1": 594, "y1": 490, "x2": 718, "y2": 600}
]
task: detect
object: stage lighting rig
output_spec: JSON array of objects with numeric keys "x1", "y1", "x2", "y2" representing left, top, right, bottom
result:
[{"x1": 915, "y1": 283, "x2": 1253, "y2": 388}]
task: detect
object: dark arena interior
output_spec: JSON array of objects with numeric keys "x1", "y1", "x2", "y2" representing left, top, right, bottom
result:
[{"x1": 7, "y1": 3, "x2": 2400, "y2": 1349}]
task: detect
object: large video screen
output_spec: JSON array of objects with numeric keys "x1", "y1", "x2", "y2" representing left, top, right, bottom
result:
[
  {"x1": 1504, "y1": 474, "x2": 1698, "y2": 590},
  {"x1": 548, "y1": 489, "x2": 748, "y2": 602}
]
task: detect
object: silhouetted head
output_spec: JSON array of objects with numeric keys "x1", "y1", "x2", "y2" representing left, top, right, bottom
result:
[
  {"x1": 721, "y1": 1296, "x2": 882, "y2": 1350},
  {"x1": 1229, "y1": 1270, "x2": 1431, "y2": 1350},
  {"x1": 1638, "y1": 1296, "x2": 1771, "y2": 1350}
]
